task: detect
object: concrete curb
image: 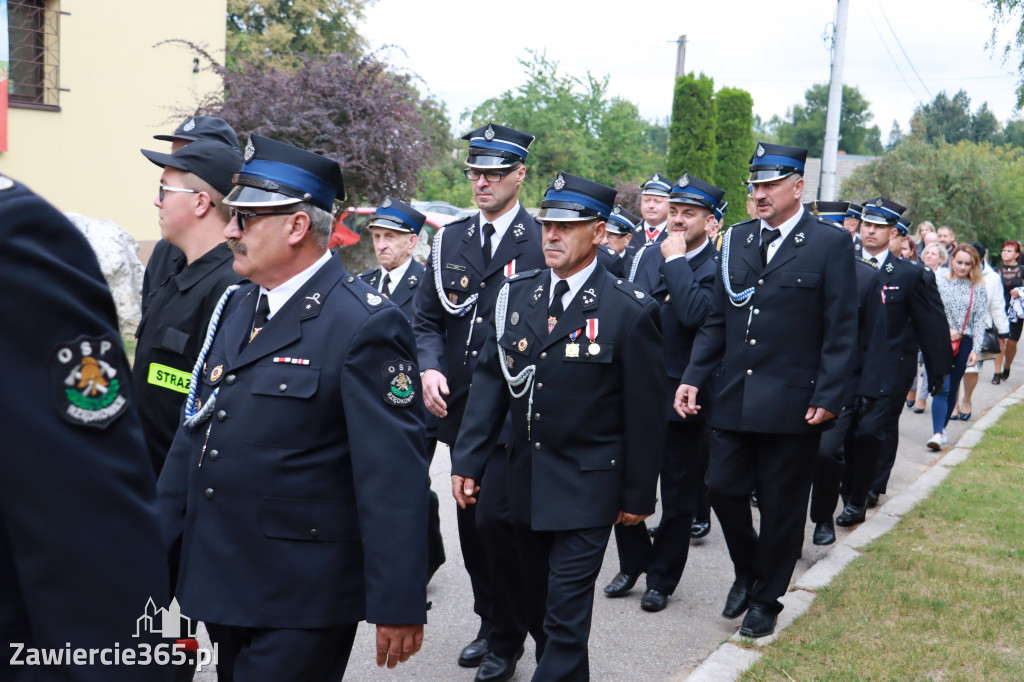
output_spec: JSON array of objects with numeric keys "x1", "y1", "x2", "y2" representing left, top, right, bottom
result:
[{"x1": 682, "y1": 383, "x2": 1024, "y2": 681}]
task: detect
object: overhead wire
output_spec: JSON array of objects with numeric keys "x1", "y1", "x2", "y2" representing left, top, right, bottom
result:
[{"x1": 874, "y1": 0, "x2": 934, "y2": 100}]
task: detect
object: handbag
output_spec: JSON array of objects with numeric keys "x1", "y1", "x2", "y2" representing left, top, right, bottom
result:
[
  {"x1": 951, "y1": 283, "x2": 973, "y2": 356},
  {"x1": 978, "y1": 327, "x2": 1001, "y2": 360}
]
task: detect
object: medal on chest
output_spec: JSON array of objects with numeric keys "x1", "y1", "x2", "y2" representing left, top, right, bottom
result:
[
  {"x1": 565, "y1": 328, "x2": 581, "y2": 358},
  {"x1": 586, "y1": 318, "x2": 600, "y2": 356}
]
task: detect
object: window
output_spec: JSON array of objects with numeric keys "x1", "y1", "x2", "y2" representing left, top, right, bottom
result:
[{"x1": 8, "y1": 0, "x2": 60, "y2": 109}]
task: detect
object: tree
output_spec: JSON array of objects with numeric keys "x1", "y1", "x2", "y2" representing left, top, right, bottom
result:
[
  {"x1": 667, "y1": 72, "x2": 716, "y2": 182},
  {"x1": 841, "y1": 138, "x2": 1024, "y2": 248},
  {"x1": 195, "y1": 51, "x2": 440, "y2": 205},
  {"x1": 226, "y1": 0, "x2": 375, "y2": 67},
  {"x1": 773, "y1": 84, "x2": 882, "y2": 156},
  {"x1": 909, "y1": 90, "x2": 974, "y2": 143},
  {"x1": 466, "y1": 50, "x2": 662, "y2": 206},
  {"x1": 714, "y1": 87, "x2": 754, "y2": 223},
  {"x1": 985, "y1": 0, "x2": 1024, "y2": 108}
]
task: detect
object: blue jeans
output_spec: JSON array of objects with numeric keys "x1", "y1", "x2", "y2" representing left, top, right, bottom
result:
[{"x1": 931, "y1": 336, "x2": 973, "y2": 434}]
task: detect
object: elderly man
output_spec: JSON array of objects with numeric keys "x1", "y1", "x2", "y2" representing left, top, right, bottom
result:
[
  {"x1": 454, "y1": 171, "x2": 664, "y2": 680},
  {"x1": 157, "y1": 135, "x2": 430, "y2": 680},
  {"x1": 625, "y1": 174, "x2": 671, "y2": 279},
  {"x1": 675, "y1": 142, "x2": 858, "y2": 638},
  {"x1": 134, "y1": 140, "x2": 244, "y2": 475}
]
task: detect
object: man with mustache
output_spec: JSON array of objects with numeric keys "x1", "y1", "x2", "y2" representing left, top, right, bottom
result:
[{"x1": 675, "y1": 142, "x2": 858, "y2": 638}]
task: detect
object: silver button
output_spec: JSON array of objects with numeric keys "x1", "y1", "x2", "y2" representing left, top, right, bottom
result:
[
  {"x1": 533, "y1": 413, "x2": 541, "y2": 421},
  {"x1": 208, "y1": 449, "x2": 219, "y2": 462},
  {"x1": 539, "y1": 352, "x2": 548, "y2": 360},
  {"x1": 216, "y1": 410, "x2": 227, "y2": 422},
  {"x1": 746, "y1": 369, "x2": 753, "y2": 376},
  {"x1": 471, "y1": 350, "x2": 479, "y2": 358},
  {"x1": 479, "y1": 281, "x2": 487, "y2": 289},
  {"x1": 476, "y1": 317, "x2": 484, "y2": 324},
  {"x1": 750, "y1": 339, "x2": 757, "y2": 346},
  {"x1": 346, "y1": 276, "x2": 354, "y2": 283},
  {"x1": 204, "y1": 488, "x2": 215, "y2": 500},
  {"x1": 534, "y1": 442, "x2": 541, "y2": 450},
  {"x1": 309, "y1": 528, "x2": 320, "y2": 538},
  {"x1": 225, "y1": 374, "x2": 237, "y2": 385},
  {"x1": 797, "y1": 278, "x2": 803, "y2": 284},
  {"x1": 616, "y1": 279, "x2": 623, "y2": 284},
  {"x1": 279, "y1": 384, "x2": 287, "y2": 392},
  {"x1": 757, "y1": 279, "x2": 764, "y2": 285},
  {"x1": 610, "y1": 459, "x2": 617, "y2": 466},
  {"x1": 753, "y1": 308, "x2": 760, "y2": 315},
  {"x1": 536, "y1": 383, "x2": 543, "y2": 390}
]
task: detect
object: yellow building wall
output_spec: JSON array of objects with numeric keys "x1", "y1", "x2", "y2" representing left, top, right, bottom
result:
[{"x1": 0, "y1": 0, "x2": 227, "y2": 243}]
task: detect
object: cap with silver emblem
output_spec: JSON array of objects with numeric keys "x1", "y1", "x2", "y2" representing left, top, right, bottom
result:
[
  {"x1": 747, "y1": 141, "x2": 807, "y2": 184},
  {"x1": 606, "y1": 204, "x2": 640, "y2": 235},
  {"x1": 224, "y1": 134, "x2": 345, "y2": 211},
  {"x1": 461, "y1": 122, "x2": 535, "y2": 169},
  {"x1": 860, "y1": 196, "x2": 906, "y2": 226},
  {"x1": 538, "y1": 172, "x2": 616, "y2": 222},
  {"x1": 640, "y1": 173, "x2": 671, "y2": 197},
  {"x1": 367, "y1": 196, "x2": 426, "y2": 235}
]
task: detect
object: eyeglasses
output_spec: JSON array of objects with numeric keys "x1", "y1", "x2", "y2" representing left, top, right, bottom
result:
[
  {"x1": 159, "y1": 185, "x2": 201, "y2": 201},
  {"x1": 229, "y1": 208, "x2": 296, "y2": 232},
  {"x1": 463, "y1": 165, "x2": 520, "y2": 183}
]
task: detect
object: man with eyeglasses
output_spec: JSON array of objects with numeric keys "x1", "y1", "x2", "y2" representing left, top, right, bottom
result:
[
  {"x1": 414, "y1": 122, "x2": 546, "y2": 681},
  {"x1": 134, "y1": 139, "x2": 244, "y2": 476},
  {"x1": 157, "y1": 134, "x2": 430, "y2": 680}
]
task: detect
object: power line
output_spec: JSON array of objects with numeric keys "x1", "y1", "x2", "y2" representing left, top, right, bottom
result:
[
  {"x1": 874, "y1": 0, "x2": 934, "y2": 100},
  {"x1": 865, "y1": 9, "x2": 924, "y2": 103}
]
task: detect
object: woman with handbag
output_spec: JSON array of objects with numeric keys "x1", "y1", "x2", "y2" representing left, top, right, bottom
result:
[
  {"x1": 956, "y1": 242, "x2": 1009, "y2": 419},
  {"x1": 994, "y1": 240, "x2": 1024, "y2": 382},
  {"x1": 928, "y1": 244, "x2": 989, "y2": 450}
]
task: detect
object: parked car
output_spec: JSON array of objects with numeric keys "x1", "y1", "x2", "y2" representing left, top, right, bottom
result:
[{"x1": 412, "y1": 200, "x2": 463, "y2": 217}]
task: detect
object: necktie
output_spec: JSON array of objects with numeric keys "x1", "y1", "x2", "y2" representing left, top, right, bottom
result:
[
  {"x1": 250, "y1": 292, "x2": 270, "y2": 342},
  {"x1": 760, "y1": 228, "x2": 781, "y2": 267},
  {"x1": 869, "y1": 257, "x2": 879, "y2": 268},
  {"x1": 482, "y1": 223, "x2": 496, "y2": 267},
  {"x1": 381, "y1": 273, "x2": 393, "y2": 298},
  {"x1": 548, "y1": 279, "x2": 570, "y2": 334}
]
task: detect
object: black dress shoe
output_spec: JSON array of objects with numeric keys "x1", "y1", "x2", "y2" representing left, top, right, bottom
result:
[
  {"x1": 812, "y1": 520, "x2": 836, "y2": 545},
  {"x1": 835, "y1": 504, "x2": 866, "y2": 527},
  {"x1": 691, "y1": 518, "x2": 711, "y2": 539},
  {"x1": 603, "y1": 571, "x2": 640, "y2": 597},
  {"x1": 866, "y1": 490, "x2": 880, "y2": 508},
  {"x1": 474, "y1": 649, "x2": 523, "y2": 682},
  {"x1": 457, "y1": 637, "x2": 488, "y2": 668},
  {"x1": 739, "y1": 603, "x2": 777, "y2": 638},
  {"x1": 722, "y1": 578, "x2": 752, "y2": 619},
  {"x1": 641, "y1": 588, "x2": 669, "y2": 612}
]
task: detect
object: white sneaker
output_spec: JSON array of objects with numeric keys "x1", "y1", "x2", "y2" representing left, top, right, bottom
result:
[
  {"x1": 940, "y1": 431, "x2": 949, "y2": 445},
  {"x1": 927, "y1": 434, "x2": 943, "y2": 451}
]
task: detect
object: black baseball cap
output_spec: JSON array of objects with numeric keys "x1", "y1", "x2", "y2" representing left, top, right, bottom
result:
[
  {"x1": 154, "y1": 116, "x2": 239, "y2": 149},
  {"x1": 141, "y1": 139, "x2": 244, "y2": 197}
]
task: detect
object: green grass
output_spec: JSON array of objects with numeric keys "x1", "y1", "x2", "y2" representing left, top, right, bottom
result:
[{"x1": 742, "y1": 403, "x2": 1024, "y2": 681}]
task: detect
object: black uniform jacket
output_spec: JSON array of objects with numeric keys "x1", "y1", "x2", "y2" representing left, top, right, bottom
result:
[
  {"x1": 414, "y1": 206, "x2": 546, "y2": 444},
  {"x1": 681, "y1": 212, "x2": 858, "y2": 434},
  {"x1": 1, "y1": 180, "x2": 172, "y2": 678},
  {"x1": 852, "y1": 259, "x2": 889, "y2": 398},
  {"x1": 358, "y1": 259, "x2": 425, "y2": 320},
  {"x1": 133, "y1": 242, "x2": 244, "y2": 470},
  {"x1": 452, "y1": 264, "x2": 665, "y2": 531},
  {"x1": 158, "y1": 256, "x2": 430, "y2": 629},
  {"x1": 875, "y1": 255, "x2": 953, "y2": 391}
]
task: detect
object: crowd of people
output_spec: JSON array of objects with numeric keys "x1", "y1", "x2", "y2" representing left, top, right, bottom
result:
[{"x1": 4, "y1": 116, "x2": 1021, "y2": 682}]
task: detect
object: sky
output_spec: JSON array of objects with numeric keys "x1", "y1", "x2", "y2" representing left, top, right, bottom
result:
[{"x1": 357, "y1": 0, "x2": 1022, "y2": 145}]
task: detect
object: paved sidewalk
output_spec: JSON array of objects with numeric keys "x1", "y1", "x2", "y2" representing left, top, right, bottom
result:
[{"x1": 193, "y1": 360, "x2": 1020, "y2": 680}]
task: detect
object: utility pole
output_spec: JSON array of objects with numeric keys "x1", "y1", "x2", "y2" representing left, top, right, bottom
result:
[
  {"x1": 675, "y1": 35, "x2": 687, "y2": 78},
  {"x1": 820, "y1": 0, "x2": 848, "y2": 201}
]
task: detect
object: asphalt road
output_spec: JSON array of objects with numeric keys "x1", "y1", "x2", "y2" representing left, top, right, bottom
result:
[{"x1": 195, "y1": 357, "x2": 1020, "y2": 681}]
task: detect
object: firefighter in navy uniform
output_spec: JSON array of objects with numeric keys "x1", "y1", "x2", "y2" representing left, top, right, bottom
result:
[
  {"x1": 603, "y1": 174, "x2": 723, "y2": 611},
  {"x1": 357, "y1": 196, "x2": 445, "y2": 581},
  {"x1": 413, "y1": 123, "x2": 546, "y2": 679},
  {"x1": 453, "y1": 172, "x2": 664, "y2": 681},
  {"x1": 157, "y1": 135, "x2": 429, "y2": 680},
  {"x1": 675, "y1": 142, "x2": 858, "y2": 638},
  {"x1": 624, "y1": 173, "x2": 671, "y2": 277},
  {"x1": 134, "y1": 139, "x2": 245, "y2": 475},
  {"x1": 1, "y1": 176, "x2": 172, "y2": 681},
  {"x1": 603, "y1": 204, "x2": 640, "y2": 259}
]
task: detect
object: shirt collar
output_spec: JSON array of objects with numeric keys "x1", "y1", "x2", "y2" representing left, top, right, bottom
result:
[
  {"x1": 862, "y1": 246, "x2": 890, "y2": 268},
  {"x1": 760, "y1": 205, "x2": 804, "y2": 241},
  {"x1": 380, "y1": 257, "x2": 412, "y2": 291},
  {"x1": 480, "y1": 201, "x2": 522, "y2": 248},
  {"x1": 260, "y1": 250, "x2": 332, "y2": 319},
  {"x1": 549, "y1": 255, "x2": 599, "y2": 308},
  {"x1": 685, "y1": 237, "x2": 710, "y2": 261}
]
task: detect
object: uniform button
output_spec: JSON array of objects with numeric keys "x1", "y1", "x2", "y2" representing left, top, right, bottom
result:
[
  {"x1": 476, "y1": 317, "x2": 484, "y2": 324},
  {"x1": 610, "y1": 459, "x2": 617, "y2": 466},
  {"x1": 471, "y1": 350, "x2": 479, "y2": 358},
  {"x1": 753, "y1": 308, "x2": 760, "y2": 315},
  {"x1": 534, "y1": 442, "x2": 542, "y2": 450},
  {"x1": 278, "y1": 383, "x2": 287, "y2": 392},
  {"x1": 616, "y1": 279, "x2": 623, "y2": 285},
  {"x1": 479, "y1": 281, "x2": 487, "y2": 289},
  {"x1": 346, "y1": 276, "x2": 354, "y2": 283},
  {"x1": 757, "y1": 279, "x2": 765, "y2": 285},
  {"x1": 750, "y1": 339, "x2": 757, "y2": 346},
  {"x1": 533, "y1": 413, "x2": 541, "y2": 421},
  {"x1": 797, "y1": 278, "x2": 803, "y2": 284},
  {"x1": 204, "y1": 488, "x2": 215, "y2": 500},
  {"x1": 309, "y1": 528, "x2": 320, "y2": 538},
  {"x1": 216, "y1": 410, "x2": 227, "y2": 422},
  {"x1": 208, "y1": 449, "x2": 219, "y2": 462},
  {"x1": 747, "y1": 369, "x2": 754, "y2": 376},
  {"x1": 225, "y1": 374, "x2": 237, "y2": 385},
  {"x1": 539, "y1": 352, "x2": 548, "y2": 360},
  {"x1": 536, "y1": 383, "x2": 543, "y2": 390}
]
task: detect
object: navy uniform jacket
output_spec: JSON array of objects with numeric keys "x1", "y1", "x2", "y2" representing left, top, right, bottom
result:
[
  {"x1": 875, "y1": 255, "x2": 952, "y2": 392},
  {"x1": 158, "y1": 256, "x2": 430, "y2": 629},
  {"x1": 682, "y1": 212, "x2": 858, "y2": 434},
  {"x1": 414, "y1": 206, "x2": 546, "y2": 444},
  {"x1": 133, "y1": 242, "x2": 244, "y2": 472},
  {"x1": 596, "y1": 243, "x2": 625, "y2": 278},
  {"x1": 452, "y1": 264, "x2": 665, "y2": 530},
  {"x1": 1, "y1": 179, "x2": 172, "y2": 680},
  {"x1": 358, "y1": 258, "x2": 426, "y2": 319},
  {"x1": 853, "y1": 259, "x2": 889, "y2": 398}
]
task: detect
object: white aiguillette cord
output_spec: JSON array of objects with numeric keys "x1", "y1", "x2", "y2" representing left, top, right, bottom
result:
[{"x1": 495, "y1": 282, "x2": 536, "y2": 439}]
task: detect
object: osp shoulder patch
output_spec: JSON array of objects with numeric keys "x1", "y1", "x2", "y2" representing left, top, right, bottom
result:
[
  {"x1": 52, "y1": 336, "x2": 129, "y2": 429},
  {"x1": 381, "y1": 359, "x2": 417, "y2": 407}
]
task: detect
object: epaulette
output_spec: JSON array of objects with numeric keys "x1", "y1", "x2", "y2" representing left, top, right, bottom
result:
[
  {"x1": 812, "y1": 216, "x2": 848, "y2": 235},
  {"x1": 611, "y1": 276, "x2": 653, "y2": 306},
  {"x1": 727, "y1": 218, "x2": 758, "y2": 231},
  {"x1": 341, "y1": 274, "x2": 392, "y2": 313},
  {"x1": 857, "y1": 257, "x2": 879, "y2": 269},
  {"x1": 357, "y1": 268, "x2": 376, "y2": 278},
  {"x1": 506, "y1": 268, "x2": 543, "y2": 283},
  {"x1": 444, "y1": 214, "x2": 474, "y2": 232}
]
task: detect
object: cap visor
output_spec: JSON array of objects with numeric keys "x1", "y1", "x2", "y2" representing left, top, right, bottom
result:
[
  {"x1": 861, "y1": 214, "x2": 897, "y2": 226},
  {"x1": 140, "y1": 148, "x2": 176, "y2": 169},
  {"x1": 368, "y1": 217, "x2": 413, "y2": 232},
  {"x1": 538, "y1": 207, "x2": 601, "y2": 222},
  {"x1": 747, "y1": 170, "x2": 796, "y2": 184},
  {"x1": 224, "y1": 185, "x2": 305, "y2": 208}
]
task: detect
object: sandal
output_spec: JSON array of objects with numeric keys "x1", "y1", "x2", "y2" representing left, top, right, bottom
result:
[
  {"x1": 1003, "y1": 368, "x2": 1011, "y2": 380},
  {"x1": 993, "y1": 373, "x2": 1003, "y2": 385}
]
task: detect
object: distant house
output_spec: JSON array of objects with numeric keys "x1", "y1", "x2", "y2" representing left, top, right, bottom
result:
[
  {"x1": 0, "y1": 1, "x2": 227, "y2": 246},
  {"x1": 801, "y1": 152, "x2": 879, "y2": 201}
]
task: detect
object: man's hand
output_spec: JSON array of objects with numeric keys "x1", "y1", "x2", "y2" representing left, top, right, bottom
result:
[
  {"x1": 928, "y1": 374, "x2": 946, "y2": 396},
  {"x1": 376, "y1": 624, "x2": 423, "y2": 669},
  {"x1": 673, "y1": 384, "x2": 701, "y2": 418},
  {"x1": 661, "y1": 230, "x2": 688, "y2": 259},
  {"x1": 421, "y1": 369, "x2": 449, "y2": 418},
  {"x1": 616, "y1": 512, "x2": 651, "y2": 526},
  {"x1": 805, "y1": 406, "x2": 836, "y2": 425},
  {"x1": 451, "y1": 475, "x2": 479, "y2": 509}
]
